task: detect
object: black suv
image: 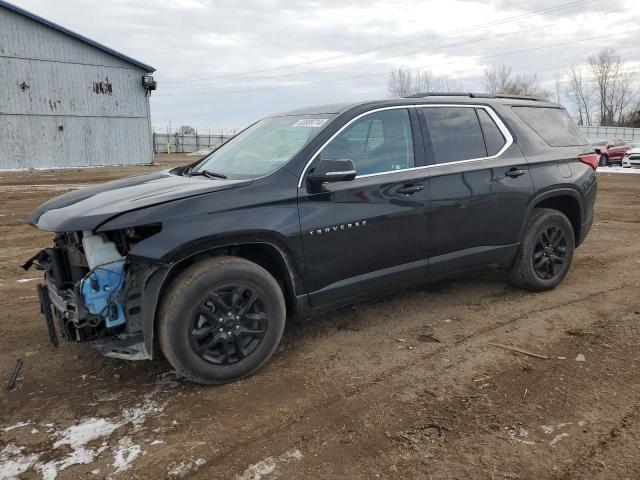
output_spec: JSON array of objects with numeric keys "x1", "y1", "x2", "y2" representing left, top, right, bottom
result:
[{"x1": 27, "y1": 94, "x2": 598, "y2": 384}]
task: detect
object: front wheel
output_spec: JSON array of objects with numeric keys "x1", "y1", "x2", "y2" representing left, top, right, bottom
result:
[
  {"x1": 508, "y1": 208, "x2": 575, "y2": 291},
  {"x1": 158, "y1": 256, "x2": 286, "y2": 385}
]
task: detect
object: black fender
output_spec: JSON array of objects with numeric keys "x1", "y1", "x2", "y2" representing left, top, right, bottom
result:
[
  {"x1": 518, "y1": 187, "x2": 585, "y2": 243},
  {"x1": 126, "y1": 235, "x2": 307, "y2": 359}
]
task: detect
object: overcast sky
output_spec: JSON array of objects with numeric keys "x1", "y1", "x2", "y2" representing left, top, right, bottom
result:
[{"x1": 13, "y1": 0, "x2": 640, "y2": 132}]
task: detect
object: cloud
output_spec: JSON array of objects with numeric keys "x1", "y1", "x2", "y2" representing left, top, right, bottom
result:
[{"x1": 11, "y1": 0, "x2": 640, "y2": 128}]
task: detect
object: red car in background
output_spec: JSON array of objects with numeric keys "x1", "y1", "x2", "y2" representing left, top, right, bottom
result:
[{"x1": 592, "y1": 139, "x2": 629, "y2": 166}]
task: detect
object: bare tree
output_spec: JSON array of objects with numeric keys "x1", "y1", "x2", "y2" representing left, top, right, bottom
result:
[
  {"x1": 388, "y1": 69, "x2": 417, "y2": 97},
  {"x1": 554, "y1": 73, "x2": 562, "y2": 104},
  {"x1": 388, "y1": 68, "x2": 463, "y2": 97},
  {"x1": 178, "y1": 125, "x2": 196, "y2": 135},
  {"x1": 501, "y1": 73, "x2": 551, "y2": 99},
  {"x1": 483, "y1": 65, "x2": 550, "y2": 99},
  {"x1": 589, "y1": 48, "x2": 635, "y2": 125},
  {"x1": 483, "y1": 65, "x2": 512, "y2": 94},
  {"x1": 566, "y1": 65, "x2": 593, "y2": 125}
]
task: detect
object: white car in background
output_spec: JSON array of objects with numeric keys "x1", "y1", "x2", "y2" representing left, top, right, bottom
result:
[{"x1": 622, "y1": 143, "x2": 640, "y2": 168}]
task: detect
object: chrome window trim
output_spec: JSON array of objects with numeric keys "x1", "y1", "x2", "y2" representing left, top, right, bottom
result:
[{"x1": 297, "y1": 104, "x2": 514, "y2": 187}]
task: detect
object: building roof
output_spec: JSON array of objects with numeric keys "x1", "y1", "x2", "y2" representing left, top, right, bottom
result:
[{"x1": 0, "y1": 0, "x2": 155, "y2": 72}]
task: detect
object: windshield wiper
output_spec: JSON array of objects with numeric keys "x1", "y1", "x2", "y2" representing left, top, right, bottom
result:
[{"x1": 183, "y1": 167, "x2": 227, "y2": 179}]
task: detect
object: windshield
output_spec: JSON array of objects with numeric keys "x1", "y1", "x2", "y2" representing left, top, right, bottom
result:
[{"x1": 194, "y1": 114, "x2": 336, "y2": 178}]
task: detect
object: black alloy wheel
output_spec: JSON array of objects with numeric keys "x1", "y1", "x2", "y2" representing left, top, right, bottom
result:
[
  {"x1": 158, "y1": 256, "x2": 286, "y2": 385},
  {"x1": 190, "y1": 285, "x2": 268, "y2": 365},
  {"x1": 508, "y1": 208, "x2": 575, "y2": 291},
  {"x1": 532, "y1": 226, "x2": 567, "y2": 280}
]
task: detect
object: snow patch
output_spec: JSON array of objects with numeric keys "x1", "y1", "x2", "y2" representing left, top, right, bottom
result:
[
  {"x1": 505, "y1": 426, "x2": 535, "y2": 445},
  {"x1": 53, "y1": 417, "x2": 122, "y2": 449},
  {"x1": 236, "y1": 449, "x2": 303, "y2": 480},
  {"x1": 109, "y1": 437, "x2": 142, "y2": 478},
  {"x1": 597, "y1": 166, "x2": 640, "y2": 174},
  {"x1": 2, "y1": 421, "x2": 31, "y2": 432},
  {"x1": 15, "y1": 278, "x2": 40, "y2": 284},
  {"x1": 168, "y1": 458, "x2": 206, "y2": 477},
  {"x1": 0, "y1": 398, "x2": 165, "y2": 479},
  {"x1": 0, "y1": 443, "x2": 40, "y2": 479},
  {"x1": 549, "y1": 432, "x2": 570, "y2": 447}
]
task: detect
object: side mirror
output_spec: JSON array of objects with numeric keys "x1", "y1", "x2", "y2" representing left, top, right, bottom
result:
[{"x1": 308, "y1": 158, "x2": 357, "y2": 184}]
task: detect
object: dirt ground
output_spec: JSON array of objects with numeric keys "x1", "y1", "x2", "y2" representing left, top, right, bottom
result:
[{"x1": 1, "y1": 156, "x2": 639, "y2": 479}]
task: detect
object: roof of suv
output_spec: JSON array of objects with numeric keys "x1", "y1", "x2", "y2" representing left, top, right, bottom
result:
[{"x1": 276, "y1": 94, "x2": 561, "y2": 116}]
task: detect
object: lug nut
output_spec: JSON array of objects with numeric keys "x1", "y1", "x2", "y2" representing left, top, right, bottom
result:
[
  {"x1": 235, "y1": 325, "x2": 240, "y2": 330},
  {"x1": 235, "y1": 315, "x2": 240, "y2": 320},
  {"x1": 219, "y1": 318, "x2": 223, "y2": 323},
  {"x1": 219, "y1": 328, "x2": 224, "y2": 333}
]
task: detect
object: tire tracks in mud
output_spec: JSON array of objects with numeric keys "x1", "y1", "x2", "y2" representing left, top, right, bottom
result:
[
  {"x1": 558, "y1": 404, "x2": 640, "y2": 480},
  {"x1": 168, "y1": 280, "x2": 639, "y2": 479}
]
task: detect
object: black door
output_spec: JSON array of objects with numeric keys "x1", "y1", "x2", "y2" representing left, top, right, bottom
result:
[
  {"x1": 419, "y1": 105, "x2": 535, "y2": 276},
  {"x1": 298, "y1": 108, "x2": 430, "y2": 307}
]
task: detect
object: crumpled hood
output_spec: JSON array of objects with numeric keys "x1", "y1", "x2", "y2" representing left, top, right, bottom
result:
[{"x1": 30, "y1": 169, "x2": 250, "y2": 232}]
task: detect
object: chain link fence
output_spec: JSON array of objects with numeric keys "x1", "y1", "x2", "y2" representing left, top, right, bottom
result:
[
  {"x1": 153, "y1": 125, "x2": 640, "y2": 155},
  {"x1": 580, "y1": 126, "x2": 640, "y2": 142},
  {"x1": 153, "y1": 132, "x2": 236, "y2": 154}
]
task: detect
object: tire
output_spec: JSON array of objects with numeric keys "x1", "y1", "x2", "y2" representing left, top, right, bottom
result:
[
  {"x1": 508, "y1": 208, "x2": 575, "y2": 292},
  {"x1": 598, "y1": 155, "x2": 608, "y2": 167},
  {"x1": 158, "y1": 256, "x2": 286, "y2": 385}
]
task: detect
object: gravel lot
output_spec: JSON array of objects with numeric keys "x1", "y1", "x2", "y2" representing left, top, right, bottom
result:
[{"x1": 1, "y1": 156, "x2": 639, "y2": 479}]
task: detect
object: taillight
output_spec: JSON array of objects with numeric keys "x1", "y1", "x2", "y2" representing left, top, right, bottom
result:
[{"x1": 579, "y1": 153, "x2": 599, "y2": 170}]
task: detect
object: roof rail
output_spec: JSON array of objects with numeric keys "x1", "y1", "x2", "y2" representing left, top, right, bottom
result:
[
  {"x1": 494, "y1": 94, "x2": 544, "y2": 101},
  {"x1": 403, "y1": 92, "x2": 544, "y2": 101},
  {"x1": 403, "y1": 92, "x2": 476, "y2": 98}
]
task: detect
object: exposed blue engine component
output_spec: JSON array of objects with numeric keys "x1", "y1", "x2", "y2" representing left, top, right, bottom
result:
[{"x1": 80, "y1": 260, "x2": 126, "y2": 328}]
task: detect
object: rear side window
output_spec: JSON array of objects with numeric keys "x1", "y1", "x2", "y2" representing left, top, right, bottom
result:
[
  {"x1": 477, "y1": 109, "x2": 506, "y2": 156},
  {"x1": 423, "y1": 107, "x2": 486, "y2": 164},
  {"x1": 512, "y1": 106, "x2": 587, "y2": 147}
]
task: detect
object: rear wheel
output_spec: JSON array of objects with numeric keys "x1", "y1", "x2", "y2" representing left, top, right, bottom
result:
[
  {"x1": 158, "y1": 256, "x2": 286, "y2": 385},
  {"x1": 598, "y1": 155, "x2": 608, "y2": 167},
  {"x1": 508, "y1": 208, "x2": 575, "y2": 291}
]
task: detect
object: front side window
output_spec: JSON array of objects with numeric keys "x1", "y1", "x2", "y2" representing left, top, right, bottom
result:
[
  {"x1": 319, "y1": 109, "x2": 414, "y2": 176},
  {"x1": 423, "y1": 107, "x2": 487, "y2": 164},
  {"x1": 195, "y1": 114, "x2": 336, "y2": 178}
]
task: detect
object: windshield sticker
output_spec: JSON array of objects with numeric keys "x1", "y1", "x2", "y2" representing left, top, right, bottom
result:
[{"x1": 292, "y1": 119, "x2": 328, "y2": 128}]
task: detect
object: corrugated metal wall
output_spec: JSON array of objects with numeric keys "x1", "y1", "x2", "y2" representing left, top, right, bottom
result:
[{"x1": 0, "y1": 6, "x2": 153, "y2": 169}]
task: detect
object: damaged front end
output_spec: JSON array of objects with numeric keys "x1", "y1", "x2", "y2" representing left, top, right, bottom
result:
[{"x1": 25, "y1": 226, "x2": 167, "y2": 360}]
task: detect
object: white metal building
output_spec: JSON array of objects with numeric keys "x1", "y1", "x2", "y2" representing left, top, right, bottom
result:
[{"x1": 0, "y1": 0, "x2": 156, "y2": 170}]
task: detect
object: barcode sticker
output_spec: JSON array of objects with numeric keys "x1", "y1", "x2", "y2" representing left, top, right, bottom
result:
[{"x1": 292, "y1": 119, "x2": 328, "y2": 128}]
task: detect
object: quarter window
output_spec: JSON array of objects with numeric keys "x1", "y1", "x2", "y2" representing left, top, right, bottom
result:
[
  {"x1": 319, "y1": 109, "x2": 414, "y2": 176},
  {"x1": 423, "y1": 107, "x2": 486, "y2": 164},
  {"x1": 512, "y1": 106, "x2": 587, "y2": 147},
  {"x1": 477, "y1": 108, "x2": 506, "y2": 156}
]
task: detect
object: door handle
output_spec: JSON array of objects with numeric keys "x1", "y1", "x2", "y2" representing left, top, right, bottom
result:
[
  {"x1": 396, "y1": 184, "x2": 424, "y2": 195},
  {"x1": 505, "y1": 168, "x2": 525, "y2": 178}
]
